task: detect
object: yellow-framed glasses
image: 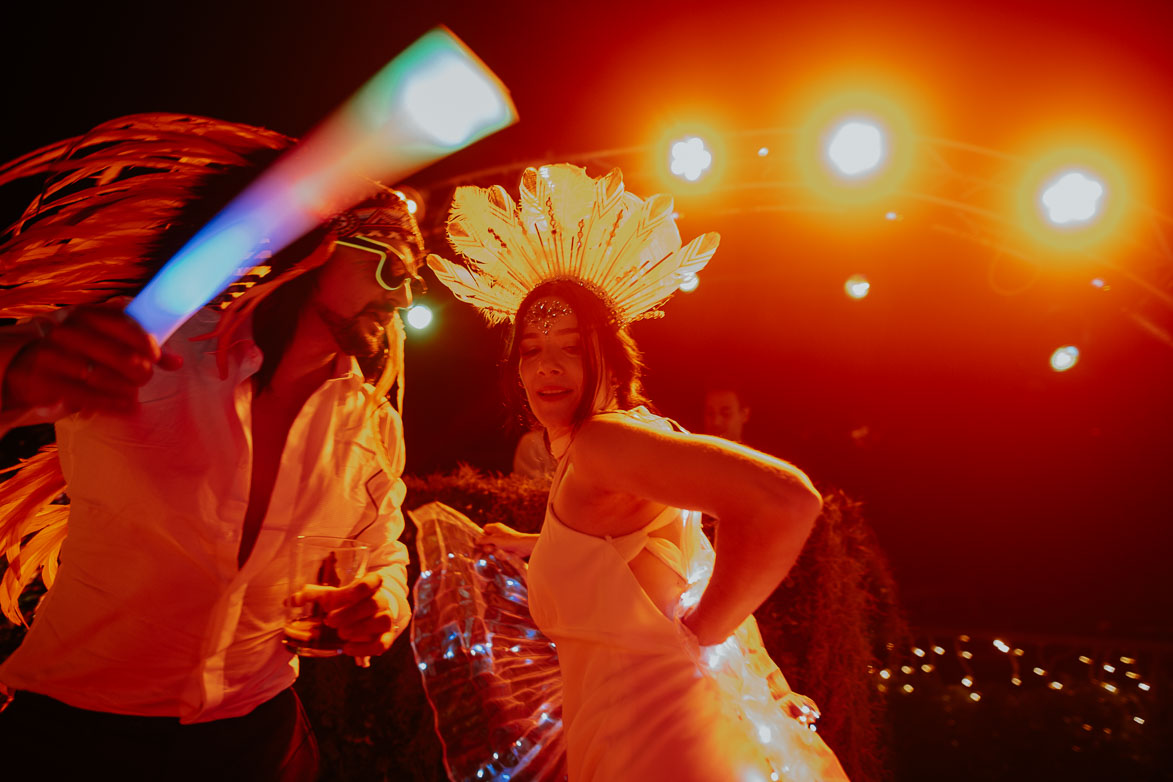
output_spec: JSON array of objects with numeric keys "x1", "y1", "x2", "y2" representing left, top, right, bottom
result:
[{"x1": 336, "y1": 235, "x2": 427, "y2": 294}]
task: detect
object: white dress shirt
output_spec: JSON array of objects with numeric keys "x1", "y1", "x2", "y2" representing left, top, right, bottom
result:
[{"x1": 0, "y1": 308, "x2": 409, "y2": 722}]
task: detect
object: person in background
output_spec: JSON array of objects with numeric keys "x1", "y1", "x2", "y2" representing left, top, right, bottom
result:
[
  {"x1": 702, "y1": 385, "x2": 751, "y2": 444},
  {"x1": 512, "y1": 427, "x2": 557, "y2": 482}
]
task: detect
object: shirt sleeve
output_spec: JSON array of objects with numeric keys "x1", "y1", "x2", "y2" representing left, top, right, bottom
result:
[{"x1": 353, "y1": 402, "x2": 411, "y2": 614}]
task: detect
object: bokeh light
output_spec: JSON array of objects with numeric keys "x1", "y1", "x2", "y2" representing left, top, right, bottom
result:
[
  {"x1": 1013, "y1": 140, "x2": 1136, "y2": 254},
  {"x1": 1049, "y1": 345, "x2": 1080, "y2": 372},
  {"x1": 844, "y1": 273, "x2": 870, "y2": 299},
  {"x1": 406, "y1": 304, "x2": 434, "y2": 330},
  {"x1": 826, "y1": 120, "x2": 885, "y2": 177},
  {"x1": 1040, "y1": 170, "x2": 1104, "y2": 226},
  {"x1": 669, "y1": 136, "x2": 713, "y2": 182},
  {"x1": 394, "y1": 187, "x2": 422, "y2": 217},
  {"x1": 796, "y1": 87, "x2": 917, "y2": 205}
]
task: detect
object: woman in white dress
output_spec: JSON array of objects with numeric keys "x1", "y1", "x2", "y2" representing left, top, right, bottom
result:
[{"x1": 426, "y1": 164, "x2": 849, "y2": 781}]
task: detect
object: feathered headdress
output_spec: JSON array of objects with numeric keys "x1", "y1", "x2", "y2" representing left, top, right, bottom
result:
[{"x1": 427, "y1": 164, "x2": 720, "y2": 324}]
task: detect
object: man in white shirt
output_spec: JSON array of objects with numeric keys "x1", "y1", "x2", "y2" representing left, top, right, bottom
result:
[{"x1": 0, "y1": 115, "x2": 420, "y2": 781}]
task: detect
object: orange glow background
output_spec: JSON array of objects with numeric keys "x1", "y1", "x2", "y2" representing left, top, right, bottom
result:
[{"x1": 3, "y1": 0, "x2": 1171, "y2": 638}]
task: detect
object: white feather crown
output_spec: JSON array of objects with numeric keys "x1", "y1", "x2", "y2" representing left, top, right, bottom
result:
[{"x1": 427, "y1": 164, "x2": 720, "y2": 325}]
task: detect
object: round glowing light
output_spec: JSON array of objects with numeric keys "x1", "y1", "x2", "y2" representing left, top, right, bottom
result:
[
  {"x1": 395, "y1": 192, "x2": 419, "y2": 215},
  {"x1": 844, "y1": 274, "x2": 870, "y2": 300},
  {"x1": 1040, "y1": 170, "x2": 1105, "y2": 226},
  {"x1": 405, "y1": 305, "x2": 433, "y2": 330},
  {"x1": 1049, "y1": 345, "x2": 1080, "y2": 372},
  {"x1": 669, "y1": 136, "x2": 713, "y2": 182},
  {"x1": 678, "y1": 273, "x2": 700, "y2": 293},
  {"x1": 826, "y1": 120, "x2": 885, "y2": 177},
  {"x1": 758, "y1": 146, "x2": 769, "y2": 157}
]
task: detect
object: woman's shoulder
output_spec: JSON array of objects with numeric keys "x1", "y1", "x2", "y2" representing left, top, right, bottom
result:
[
  {"x1": 569, "y1": 408, "x2": 681, "y2": 465},
  {"x1": 582, "y1": 406, "x2": 677, "y2": 433}
]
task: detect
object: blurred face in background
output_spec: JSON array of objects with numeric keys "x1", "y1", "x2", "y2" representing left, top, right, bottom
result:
[{"x1": 703, "y1": 389, "x2": 750, "y2": 443}]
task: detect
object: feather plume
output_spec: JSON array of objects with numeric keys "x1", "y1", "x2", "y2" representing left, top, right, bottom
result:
[
  {"x1": 0, "y1": 445, "x2": 69, "y2": 626},
  {"x1": 0, "y1": 113, "x2": 293, "y2": 317},
  {"x1": 1, "y1": 510, "x2": 70, "y2": 625}
]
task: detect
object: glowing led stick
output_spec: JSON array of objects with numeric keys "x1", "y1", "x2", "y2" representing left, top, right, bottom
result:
[{"x1": 126, "y1": 26, "x2": 516, "y2": 343}]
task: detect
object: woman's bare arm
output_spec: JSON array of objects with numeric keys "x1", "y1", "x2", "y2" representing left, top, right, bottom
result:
[{"x1": 565, "y1": 415, "x2": 823, "y2": 644}]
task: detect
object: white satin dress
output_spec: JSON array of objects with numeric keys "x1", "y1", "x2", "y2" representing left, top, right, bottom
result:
[{"x1": 526, "y1": 410, "x2": 849, "y2": 782}]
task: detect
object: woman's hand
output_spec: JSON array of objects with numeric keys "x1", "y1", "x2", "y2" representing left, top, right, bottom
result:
[
  {"x1": 477, "y1": 523, "x2": 540, "y2": 557},
  {"x1": 777, "y1": 692, "x2": 821, "y2": 729},
  {"x1": 680, "y1": 605, "x2": 728, "y2": 647}
]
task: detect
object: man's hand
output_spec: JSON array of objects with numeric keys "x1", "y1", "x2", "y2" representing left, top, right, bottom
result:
[
  {"x1": 2, "y1": 303, "x2": 182, "y2": 416},
  {"x1": 321, "y1": 572, "x2": 408, "y2": 666}
]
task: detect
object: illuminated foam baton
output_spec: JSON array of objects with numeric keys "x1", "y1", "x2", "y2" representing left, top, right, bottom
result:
[{"x1": 126, "y1": 26, "x2": 516, "y2": 344}]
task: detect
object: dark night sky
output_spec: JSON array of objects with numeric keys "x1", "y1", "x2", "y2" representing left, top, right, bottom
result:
[{"x1": 2, "y1": 0, "x2": 1171, "y2": 638}]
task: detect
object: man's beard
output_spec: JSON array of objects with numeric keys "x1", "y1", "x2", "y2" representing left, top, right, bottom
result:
[{"x1": 314, "y1": 300, "x2": 389, "y2": 358}]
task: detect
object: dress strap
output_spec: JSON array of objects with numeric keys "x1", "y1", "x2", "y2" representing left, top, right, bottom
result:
[
  {"x1": 642, "y1": 536, "x2": 688, "y2": 581},
  {"x1": 606, "y1": 504, "x2": 685, "y2": 562}
]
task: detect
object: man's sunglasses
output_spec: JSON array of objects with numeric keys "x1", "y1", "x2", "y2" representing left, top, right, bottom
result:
[{"x1": 336, "y1": 235, "x2": 427, "y2": 294}]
